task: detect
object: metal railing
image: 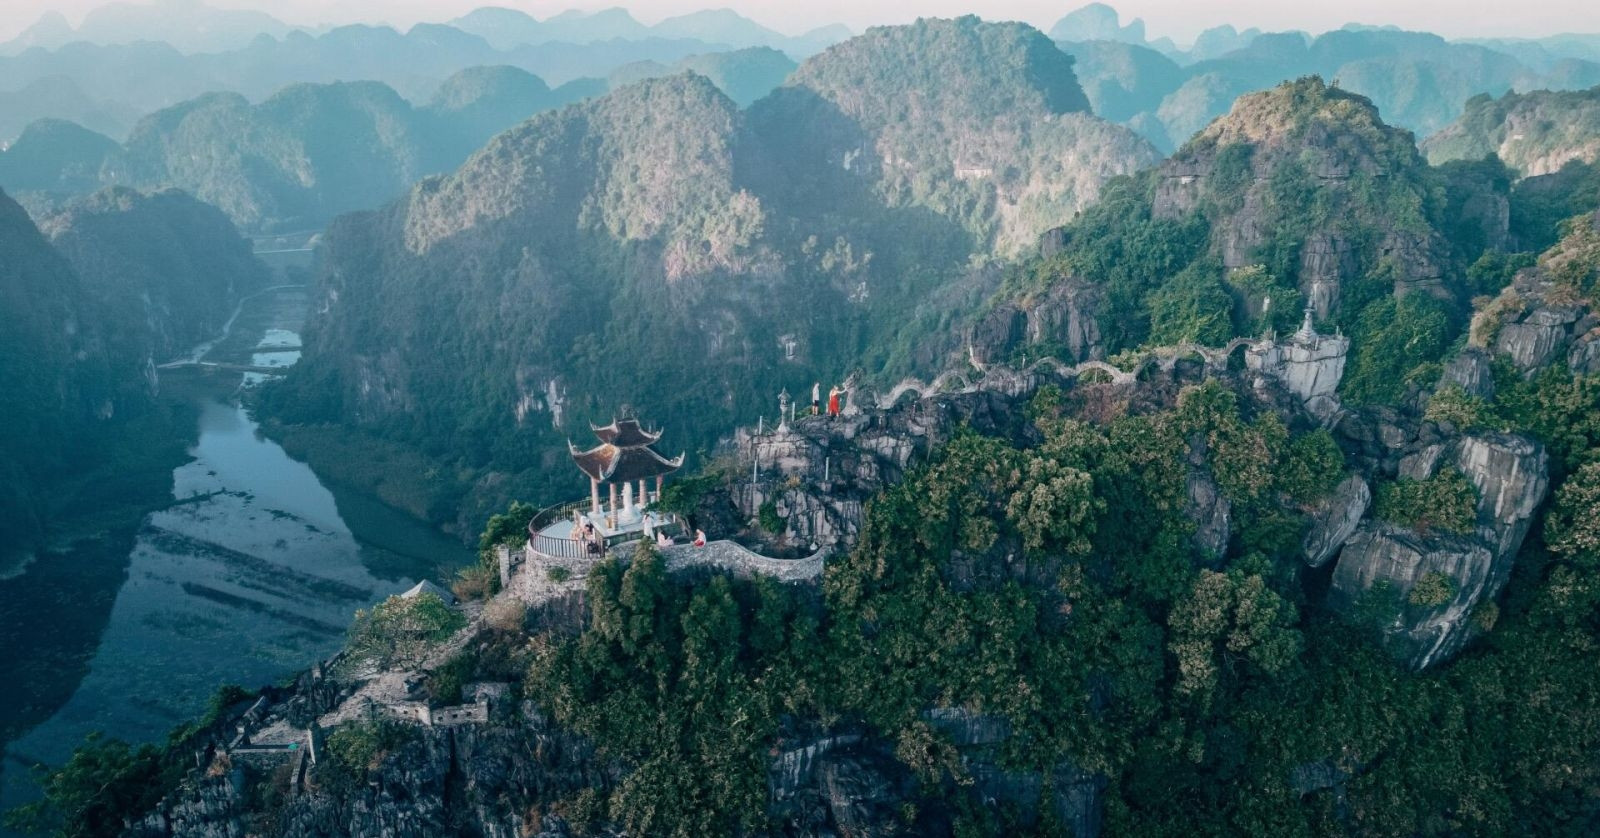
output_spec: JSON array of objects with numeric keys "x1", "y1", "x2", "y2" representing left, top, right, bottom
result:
[{"x1": 523, "y1": 498, "x2": 685, "y2": 561}]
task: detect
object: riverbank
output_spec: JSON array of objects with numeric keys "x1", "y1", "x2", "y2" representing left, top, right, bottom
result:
[
  {"x1": 0, "y1": 288, "x2": 472, "y2": 836},
  {"x1": 258, "y1": 420, "x2": 469, "y2": 536}
]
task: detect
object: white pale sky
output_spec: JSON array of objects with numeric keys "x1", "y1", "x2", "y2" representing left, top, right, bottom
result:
[{"x1": 2, "y1": 0, "x2": 1597, "y2": 44}]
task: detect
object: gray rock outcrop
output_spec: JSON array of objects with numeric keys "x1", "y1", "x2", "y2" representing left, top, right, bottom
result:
[
  {"x1": 969, "y1": 276, "x2": 1104, "y2": 366},
  {"x1": 1454, "y1": 434, "x2": 1548, "y2": 566},
  {"x1": 1330, "y1": 524, "x2": 1496, "y2": 670},
  {"x1": 1302, "y1": 475, "x2": 1370, "y2": 567},
  {"x1": 1440, "y1": 347, "x2": 1495, "y2": 399},
  {"x1": 1327, "y1": 433, "x2": 1547, "y2": 669},
  {"x1": 1186, "y1": 470, "x2": 1232, "y2": 559}
]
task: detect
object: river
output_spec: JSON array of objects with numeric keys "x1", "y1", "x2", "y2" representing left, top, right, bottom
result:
[{"x1": 0, "y1": 287, "x2": 471, "y2": 829}]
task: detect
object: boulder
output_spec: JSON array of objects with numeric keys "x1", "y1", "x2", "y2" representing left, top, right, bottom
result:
[
  {"x1": 1454, "y1": 434, "x2": 1548, "y2": 567},
  {"x1": 1568, "y1": 327, "x2": 1600, "y2": 375},
  {"x1": 1302, "y1": 475, "x2": 1370, "y2": 567},
  {"x1": 1496, "y1": 319, "x2": 1570, "y2": 373},
  {"x1": 820, "y1": 751, "x2": 907, "y2": 837},
  {"x1": 1289, "y1": 759, "x2": 1351, "y2": 797},
  {"x1": 1329, "y1": 524, "x2": 1496, "y2": 670},
  {"x1": 1185, "y1": 471, "x2": 1231, "y2": 559},
  {"x1": 1440, "y1": 348, "x2": 1495, "y2": 399}
]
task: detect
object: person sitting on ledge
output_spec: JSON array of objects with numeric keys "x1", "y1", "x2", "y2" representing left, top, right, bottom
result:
[
  {"x1": 693, "y1": 528, "x2": 707, "y2": 547},
  {"x1": 656, "y1": 530, "x2": 673, "y2": 547}
]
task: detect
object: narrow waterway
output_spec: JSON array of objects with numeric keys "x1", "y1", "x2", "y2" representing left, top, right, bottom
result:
[{"x1": 0, "y1": 287, "x2": 471, "y2": 828}]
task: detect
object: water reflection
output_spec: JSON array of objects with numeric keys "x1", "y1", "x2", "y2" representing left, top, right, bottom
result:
[{"x1": 0, "y1": 288, "x2": 470, "y2": 826}]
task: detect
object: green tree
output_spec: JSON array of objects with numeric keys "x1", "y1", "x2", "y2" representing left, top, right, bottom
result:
[
  {"x1": 1167, "y1": 568, "x2": 1302, "y2": 707},
  {"x1": 346, "y1": 591, "x2": 466, "y2": 670},
  {"x1": 1374, "y1": 468, "x2": 1478, "y2": 535},
  {"x1": 3, "y1": 735, "x2": 168, "y2": 838},
  {"x1": 1147, "y1": 262, "x2": 1236, "y2": 346}
]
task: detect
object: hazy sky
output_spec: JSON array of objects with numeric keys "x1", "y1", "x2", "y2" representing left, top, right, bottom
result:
[{"x1": 4, "y1": 0, "x2": 1598, "y2": 44}]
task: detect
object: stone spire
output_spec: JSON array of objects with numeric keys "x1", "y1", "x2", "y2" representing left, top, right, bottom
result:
[{"x1": 1294, "y1": 305, "x2": 1318, "y2": 344}]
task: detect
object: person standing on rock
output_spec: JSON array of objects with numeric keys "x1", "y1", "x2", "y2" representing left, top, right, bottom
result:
[
  {"x1": 811, "y1": 382, "x2": 821, "y2": 416},
  {"x1": 827, "y1": 385, "x2": 841, "y2": 417}
]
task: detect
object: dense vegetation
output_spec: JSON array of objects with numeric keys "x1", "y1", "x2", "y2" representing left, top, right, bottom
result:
[
  {"x1": 1424, "y1": 86, "x2": 1600, "y2": 177},
  {"x1": 993, "y1": 77, "x2": 1525, "y2": 407},
  {"x1": 260, "y1": 18, "x2": 1159, "y2": 533},
  {"x1": 0, "y1": 182, "x2": 263, "y2": 583},
  {"x1": 514, "y1": 353, "x2": 1600, "y2": 834}
]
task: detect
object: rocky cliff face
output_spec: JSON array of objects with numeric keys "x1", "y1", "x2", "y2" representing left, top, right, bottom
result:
[
  {"x1": 0, "y1": 187, "x2": 121, "y2": 564},
  {"x1": 757, "y1": 15, "x2": 1160, "y2": 256},
  {"x1": 970, "y1": 274, "x2": 1106, "y2": 366},
  {"x1": 1472, "y1": 211, "x2": 1600, "y2": 375},
  {"x1": 1326, "y1": 433, "x2": 1548, "y2": 669},
  {"x1": 1153, "y1": 77, "x2": 1451, "y2": 319},
  {"x1": 1423, "y1": 86, "x2": 1600, "y2": 177},
  {"x1": 272, "y1": 20, "x2": 1159, "y2": 530}
]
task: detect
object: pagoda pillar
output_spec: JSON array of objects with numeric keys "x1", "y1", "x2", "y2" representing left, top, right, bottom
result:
[
  {"x1": 608, "y1": 483, "x2": 618, "y2": 518},
  {"x1": 623, "y1": 481, "x2": 634, "y2": 515},
  {"x1": 639, "y1": 479, "x2": 649, "y2": 508},
  {"x1": 590, "y1": 478, "x2": 601, "y2": 515}
]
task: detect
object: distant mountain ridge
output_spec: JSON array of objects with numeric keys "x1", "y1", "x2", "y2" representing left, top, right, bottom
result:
[
  {"x1": 2, "y1": 0, "x2": 297, "y2": 55},
  {"x1": 1424, "y1": 86, "x2": 1600, "y2": 177},
  {"x1": 1048, "y1": 5, "x2": 1600, "y2": 152},
  {"x1": 0, "y1": 68, "x2": 594, "y2": 232},
  {"x1": 445, "y1": 6, "x2": 849, "y2": 56}
]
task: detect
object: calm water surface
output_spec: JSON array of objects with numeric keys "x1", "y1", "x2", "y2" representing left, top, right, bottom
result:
[{"x1": 0, "y1": 288, "x2": 470, "y2": 826}]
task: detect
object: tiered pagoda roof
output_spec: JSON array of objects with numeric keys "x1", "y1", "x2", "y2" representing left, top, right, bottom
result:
[
  {"x1": 570, "y1": 418, "x2": 683, "y2": 482},
  {"x1": 591, "y1": 418, "x2": 662, "y2": 447}
]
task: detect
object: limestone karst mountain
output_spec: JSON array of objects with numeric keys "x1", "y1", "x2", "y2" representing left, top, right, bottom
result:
[
  {"x1": 0, "y1": 181, "x2": 265, "y2": 565},
  {"x1": 1, "y1": 0, "x2": 296, "y2": 55},
  {"x1": 1423, "y1": 85, "x2": 1600, "y2": 177},
  {"x1": 0, "y1": 69, "x2": 588, "y2": 232},
  {"x1": 261, "y1": 18, "x2": 1159, "y2": 528},
  {"x1": 0, "y1": 75, "x2": 141, "y2": 146},
  {"x1": 446, "y1": 5, "x2": 849, "y2": 55},
  {"x1": 977, "y1": 77, "x2": 1472, "y2": 408},
  {"x1": 608, "y1": 46, "x2": 798, "y2": 107},
  {"x1": 39, "y1": 187, "x2": 269, "y2": 368},
  {"x1": 0, "y1": 188, "x2": 114, "y2": 562},
  {"x1": 1057, "y1": 24, "x2": 1600, "y2": 154},
  {"x1": 755, "y1": 15, "x2": 1159, "y2": 256}
]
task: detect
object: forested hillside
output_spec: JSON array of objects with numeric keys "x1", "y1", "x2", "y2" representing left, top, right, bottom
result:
[
  {"x1": 763, "y1": 16, "x2": 1158, "y2": 255},
  {"x1": 0, "y1": 69, "x2": 589, "y2": 232},
  {"x1": 259, "y1": 17, "x2": 1157, "y2": 532},
  {"x1": 1424, "y1": 85, "x2": 1600, "y2": 176},
  {"x1": 981, "y1": 77, "x2": 1511, "y2": 407},
  {"x1": 15, "y1": 9, "x2": 1600, "y2": 838},
  {"x1": 0, "y1": 184, "x2": 264, "y2": 569},
  {"x1": 0, "y1": 189, "x2": 117, "y2": 564},
  {"x1": 40, "y1": 187, "x2": 268, "y2": 367},
  {"x1": 1059, "y1": 25, "x2": 1600, "y2": 153},
  {"x1": 72, "y1": 207, "x2": 1600, "y2": 837}
]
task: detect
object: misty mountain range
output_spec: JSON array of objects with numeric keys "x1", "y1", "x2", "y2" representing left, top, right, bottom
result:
[{"x1": 3, "y1": 1, "x2": 1599, "y2": 159}]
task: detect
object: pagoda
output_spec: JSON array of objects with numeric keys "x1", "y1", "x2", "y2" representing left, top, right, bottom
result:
[{"x1": 569, "y1": 417, "x2": 684, "y2": 520}]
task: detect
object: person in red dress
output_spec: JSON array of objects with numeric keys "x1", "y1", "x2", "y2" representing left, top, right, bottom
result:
[{"x1": 827, "y1": 385, "x2": 841, "y2": 417}]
